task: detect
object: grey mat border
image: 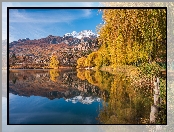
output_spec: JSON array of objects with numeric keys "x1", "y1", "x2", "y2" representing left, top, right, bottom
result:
[{"x1": 1, "y1": 1, "x2": 173, "y2": 132}]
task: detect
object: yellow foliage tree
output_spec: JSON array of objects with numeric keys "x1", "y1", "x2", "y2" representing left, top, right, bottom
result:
[
  {"x1": 96, "y1": 9, "x2": 166, "y2": 68},
  {"x1": 50, "y1": 54, "x2": 59, "y2": 69},
  {"x1": 85, "y1": 52, "x2": 98, "y2": 67},
  {"x1": 76, "y1": 57, "x2": 86, "y2": 68},
  {"x1": 76, "y1": 9, "x2": 166, "y2": 69}
]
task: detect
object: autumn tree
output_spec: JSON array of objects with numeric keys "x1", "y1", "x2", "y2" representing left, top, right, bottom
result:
[
  {"x1": 97, "y1": 9, "x2": 166, "y2": 67},
  {"x1": 76, "y1": 57, "x2": 86, "y2": 68},
  {"x1": 85, "y1": 52, "x2": 98, "y2": 67},
  {"x1": 50, "y1": 54, "x2": 59, "y2": 69},
  {"x1": 76, "y1": 9, "x2": 166, "y2": 69}
]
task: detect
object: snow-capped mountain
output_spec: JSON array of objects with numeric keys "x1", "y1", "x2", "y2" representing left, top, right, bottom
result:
[
  {"x1": 64, "y1": 30, "x2": 99, "y2": 39},
  {"x1": 65, "y1": 96, "x2": 101, "y2": 105}
]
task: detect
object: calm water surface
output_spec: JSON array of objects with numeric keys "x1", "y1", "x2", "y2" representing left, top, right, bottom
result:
[{"x1": 9, "y1": 69, "x2": 156, "y2": 124}]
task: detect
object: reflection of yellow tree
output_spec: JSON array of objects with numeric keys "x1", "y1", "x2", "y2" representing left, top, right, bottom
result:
[
  {"x1": 76, "y1": 69, "x2": 154, "y2": 124},
  {"x1": 98, "y1": 73, "x2": 153, "y2": 124},
  {"x1": 94, "y1": 70, "x2": 113, "y2": 90},
  {"x1": 85, "y1": 70, "x2": 98, "y2": 85},
  {"x1": 77, "y1": 70, "x2": 113, "y2": 91},
  {"x1": 49, "y1": 69, "x2": 59, "y2": 82},
  {"x1": 76, "y1": 69, "x2": 86, "y2": 80}
]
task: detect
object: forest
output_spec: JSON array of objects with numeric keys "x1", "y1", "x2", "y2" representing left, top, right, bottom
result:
[{"x1": 77, "y1": 9, "x2": 166, "y2": 71}]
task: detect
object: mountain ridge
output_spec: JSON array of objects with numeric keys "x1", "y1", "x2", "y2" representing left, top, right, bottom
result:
[
  {"x1": 64, "y1": 30, "x2": 99, "y2": 39},
  {"x1": 9, "y1": 30, "x2": 99, "y2": 46},
  {"x1": 8, "y1": 30, "x2": 100, "y2": 69}
]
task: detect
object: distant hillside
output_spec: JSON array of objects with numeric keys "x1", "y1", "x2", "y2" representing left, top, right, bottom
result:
[
  {"x1": 9, "y1": 30, "x2": 98, "y2": 47},
  {"x1": 9, "y1": 30, "x2": 100, "y2": 69}
]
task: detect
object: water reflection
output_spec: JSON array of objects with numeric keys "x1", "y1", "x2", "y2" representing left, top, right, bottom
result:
[
  {"x1": 9, "y1": 69, "x2": 166, "y2": 124},
  {"x1": 9, "y1": 69, "x2": 110, "y2": 124},
  {"x1": 76, "y1": 70, "x2": 156, "y2": 124},
  {"x1": 9, "y1": 69, "x2": 109, "y2": 101}
]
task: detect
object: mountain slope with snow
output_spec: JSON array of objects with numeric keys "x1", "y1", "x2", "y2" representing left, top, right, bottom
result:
[{"x1": 64, "y1": 30, "x2": 99, "y2": 39}]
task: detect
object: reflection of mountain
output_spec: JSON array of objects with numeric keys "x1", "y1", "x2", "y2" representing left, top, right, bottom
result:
[
  {"x1": 9, "y1": 69, "x2": 109, "y2": 101},
  {"x1": 65, "y1": 96, "x2": 101, "y2": 104},
  {"x1": 8, "y1": 69, "x2": 164, "y2": 124}
]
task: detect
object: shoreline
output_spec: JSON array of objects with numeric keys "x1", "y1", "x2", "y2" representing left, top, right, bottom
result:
[{"x1": 9, "y1": 66, "x2": 76, "y2": 70}]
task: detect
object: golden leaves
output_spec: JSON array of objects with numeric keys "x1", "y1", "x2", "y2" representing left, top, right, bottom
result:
[{"x1": 49, "y1": 55, "x2": 59, "y2": 69}]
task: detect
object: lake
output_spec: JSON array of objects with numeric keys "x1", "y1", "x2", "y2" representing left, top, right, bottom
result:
[{"x1": 8, "y1": 69, "x2": 162, "y2": 124}]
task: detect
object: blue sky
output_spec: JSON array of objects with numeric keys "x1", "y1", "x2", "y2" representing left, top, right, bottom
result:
[
  {"x1": 9, "y1": 8, "x2": 103, "y2": 42},
  {"x1": 2, "y1": 2, "x2": 103, "y2": 41}
]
